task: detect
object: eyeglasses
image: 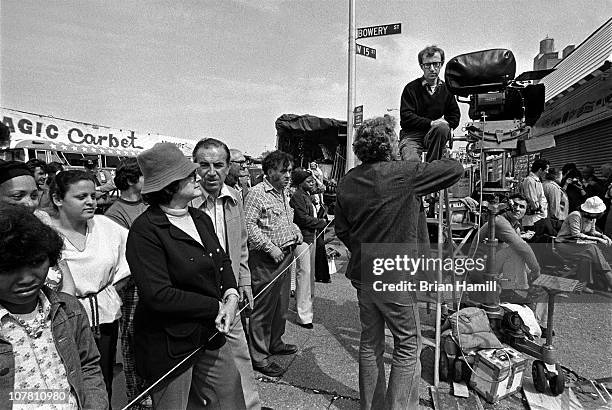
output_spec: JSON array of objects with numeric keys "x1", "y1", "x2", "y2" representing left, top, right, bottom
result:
[{"x1": 421, "y1": 62, "x2": 442, "y2": 70}]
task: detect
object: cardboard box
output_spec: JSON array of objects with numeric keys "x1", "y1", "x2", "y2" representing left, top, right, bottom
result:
[{"x1": 469, "y1": 346, "x2": 527, "y2": 403}]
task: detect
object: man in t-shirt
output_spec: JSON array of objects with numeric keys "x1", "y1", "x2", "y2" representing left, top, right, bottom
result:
[
  {"x1": 105, "y1": 158, "x2": 147, "y2": 229},
  {"x1": 399, "y1": 45, "x2": 460, "y2": 162}
]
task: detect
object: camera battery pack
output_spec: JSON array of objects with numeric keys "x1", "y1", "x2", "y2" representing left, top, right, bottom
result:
[{"x1": 469, "y1": 346, "x2": 527, "y2": 403}]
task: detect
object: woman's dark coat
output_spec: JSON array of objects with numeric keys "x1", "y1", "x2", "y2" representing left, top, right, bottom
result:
[{"x1": 126, "y1": 205, "x2": 237, "y2": 380}]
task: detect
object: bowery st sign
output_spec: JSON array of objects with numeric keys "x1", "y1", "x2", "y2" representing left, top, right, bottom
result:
[{"x1": 356, "y1": 23, "x2": 401, "y2": 39}]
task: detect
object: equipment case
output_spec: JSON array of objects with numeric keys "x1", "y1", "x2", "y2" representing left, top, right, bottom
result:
[{"x1": 469, "y1": 346, "x2": 527, "y2": 403}]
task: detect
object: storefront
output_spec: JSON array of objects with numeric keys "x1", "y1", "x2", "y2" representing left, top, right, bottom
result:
[{"x1": 528, "y1": 19, "x2": 612, "y2": 176}]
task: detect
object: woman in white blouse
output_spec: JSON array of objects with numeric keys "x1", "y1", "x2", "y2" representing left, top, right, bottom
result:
[{"x1": 49, "y1": 170, "x2": 130, "y2": 402}]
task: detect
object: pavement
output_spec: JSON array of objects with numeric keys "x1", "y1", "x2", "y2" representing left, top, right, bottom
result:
[{"x1": 111, "y1": 237, "x2": 612, "y2": 409}]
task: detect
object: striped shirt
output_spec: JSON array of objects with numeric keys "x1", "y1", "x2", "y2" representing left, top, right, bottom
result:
[{"x1": 244, "y1": 177, "x2": 301, "y2": 253}]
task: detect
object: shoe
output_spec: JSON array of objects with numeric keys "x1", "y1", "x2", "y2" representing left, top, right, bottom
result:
[
  {"x1": 270, "y1": 343, "x2": 298, "y2": 355},
  {"x1": 297, "y1": 323, "x2": 313, "y2": 329},
  {"x1": 253, "y1": 361, "x2": 285, "y2": 377}
]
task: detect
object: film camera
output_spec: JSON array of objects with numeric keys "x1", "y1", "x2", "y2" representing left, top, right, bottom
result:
[
  {"x1": 443, "y1": 49, "x2": 551, "y2": 197},
  {"x1": 445, "y1": 48, "x2": 547, "y2": 126}
]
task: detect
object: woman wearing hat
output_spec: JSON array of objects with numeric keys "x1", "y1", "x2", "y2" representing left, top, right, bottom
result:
[
  {"x1": 126, "y1": 143, "x2": 246, "y2": 409},
  {"x1": 556, "y1": 196, "x2": 612, "y2": 291}
]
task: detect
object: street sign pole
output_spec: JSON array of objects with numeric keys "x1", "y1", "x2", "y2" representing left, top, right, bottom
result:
[{"x1": 346, "y1": 0, "x2": 356, "y2": 172}]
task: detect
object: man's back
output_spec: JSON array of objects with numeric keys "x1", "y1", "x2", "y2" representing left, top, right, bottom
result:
[{"x1": 335, "y1": 158, "x2": 463, "y2": 282}]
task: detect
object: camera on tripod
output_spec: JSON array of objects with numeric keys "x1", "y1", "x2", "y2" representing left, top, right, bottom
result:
[
  {"x1": 444, "y1": 48, "x2": 548, "y2": 127},
  {"x1": 443, "y1": 49, "x2": 552, "y2": 200}
]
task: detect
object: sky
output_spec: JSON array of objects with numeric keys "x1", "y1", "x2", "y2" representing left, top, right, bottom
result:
[{"x1": 1, "y1": 0, "x2": 609, "y2": 157}]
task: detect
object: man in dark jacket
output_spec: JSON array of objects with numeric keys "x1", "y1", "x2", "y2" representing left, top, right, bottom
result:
[
  {"x1": 289, "y1": 169, "x2": 328, "y2": 329},
  {"x1": 335, "y1": 116, "x2": 463, "y2": 409},
  {"x1": 399, "y1": 45, "x2": 460, "y2": 162}
]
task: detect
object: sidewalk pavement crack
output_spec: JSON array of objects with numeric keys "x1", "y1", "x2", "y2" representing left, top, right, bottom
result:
[{"x1": 256, "y1": 376, "x2": 359, "y2": 402}]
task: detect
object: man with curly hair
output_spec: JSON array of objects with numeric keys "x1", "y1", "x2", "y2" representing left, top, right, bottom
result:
[
  {"x1": 335, "y1": 115, "x2": 463, "y2": 409},
  {"x1": 399, "y1": 45, "x2": 460, "y2": 162}
]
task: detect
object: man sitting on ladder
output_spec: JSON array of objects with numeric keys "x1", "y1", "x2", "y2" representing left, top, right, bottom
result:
[{"x1": 399, "y1": 45, "x2": 460, "y2": 163}]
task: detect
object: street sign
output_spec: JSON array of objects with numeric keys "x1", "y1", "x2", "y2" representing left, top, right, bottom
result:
[
  {"x1": 356, "y1": 43, "x2": 376, "y2": 59},
  {"x1": 356, "y1": 23, "x2": 401, "y2": 39},
  {"x1": 354, "y1": 105, "x2": 363, "y2": 126}
]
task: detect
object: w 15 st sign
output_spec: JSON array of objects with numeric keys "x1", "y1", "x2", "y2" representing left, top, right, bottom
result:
[{"x1": 356, "y1": 44, "x2": 376, "y2": 59}]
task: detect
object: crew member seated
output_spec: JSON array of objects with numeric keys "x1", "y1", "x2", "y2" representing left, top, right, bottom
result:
[
  {"x1": 555, "y1": 196, "x2": 612, "y2": 292},
  {"x1": 470, "y1": 194, "x2": 540, "y2": 291},
  {"x1": 468, "y1": 194, "x2": 547, "y2": 328}
]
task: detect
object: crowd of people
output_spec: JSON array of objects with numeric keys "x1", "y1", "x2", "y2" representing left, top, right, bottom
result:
[
  {"x1": 0, "y1": 44, "x2": 611, "y2": 410},
  {"x1": 0, "y1": 131, "x2": 334, "y2": 409}
]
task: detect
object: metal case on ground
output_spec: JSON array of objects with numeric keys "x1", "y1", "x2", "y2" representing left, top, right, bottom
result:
[{"x1": 469, "y1": 346, "x2": 527, "y2": 403}]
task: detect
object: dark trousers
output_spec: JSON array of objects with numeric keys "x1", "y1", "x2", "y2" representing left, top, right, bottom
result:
[
  {"x1": 118, "y1": 281, "x2": 147, "y2": 403},
  {"x1": 399, "y1": 122, "x2": 451, "y2": 163},
  {"x1": 314, "y1": 234, "x2": 330, "y2": 282},
  {"x1": 248, "y1": 249, "x2": 292, "y2": 366},
  {"x1": 95, "y1": 321, "x2": 119, "y2": 401},
  {"x1": 525, "y1": 218, "x2": 557, "y2": 266}
]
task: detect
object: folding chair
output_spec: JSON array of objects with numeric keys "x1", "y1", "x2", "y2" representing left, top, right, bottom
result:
[{"x1": 428, "y1": 198, "x2": 479, "y2": 258}]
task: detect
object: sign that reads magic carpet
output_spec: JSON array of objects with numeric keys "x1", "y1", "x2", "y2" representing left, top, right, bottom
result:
[{"x1": 0, "y1": 108, "x2": 195, "y2": 156}]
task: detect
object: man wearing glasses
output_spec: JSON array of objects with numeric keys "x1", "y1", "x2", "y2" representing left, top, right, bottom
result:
[
  {"x1": 399, "y1": 45, "x2": 460, "y2": 162},
  {"x1": 229, "y1": 148, "x2": 250, "y2": 201}
]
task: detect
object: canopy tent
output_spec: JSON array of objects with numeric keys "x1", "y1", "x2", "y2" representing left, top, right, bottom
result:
[{"x1": 275, "y1": 114, "x2": 347, "y2": 172}]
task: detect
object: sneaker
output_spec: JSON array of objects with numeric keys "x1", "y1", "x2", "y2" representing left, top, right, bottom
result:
[{"x1": 253, "y1": 361, "x2": 285, "y2": 377}]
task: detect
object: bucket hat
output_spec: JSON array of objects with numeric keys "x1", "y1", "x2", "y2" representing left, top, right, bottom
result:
[
  {"x1": 138, "y1": 143, "x2": 198, "y2": 194},
  {"x1": 580, "y1": 196, "x2": 606, "y2": 214}
]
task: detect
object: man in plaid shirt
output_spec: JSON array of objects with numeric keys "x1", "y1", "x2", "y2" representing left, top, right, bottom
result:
[{"x1": 244, "y1": 150, "x2": 302, "y2": 377}]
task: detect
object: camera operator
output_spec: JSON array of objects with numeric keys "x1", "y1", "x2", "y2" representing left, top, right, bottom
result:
[
  {"x1": 399, "y1": 45, "x2": 460, "y2": 162},
  {"x1": 335, "y1": 115, "x2": 463, "y2": 409}
]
